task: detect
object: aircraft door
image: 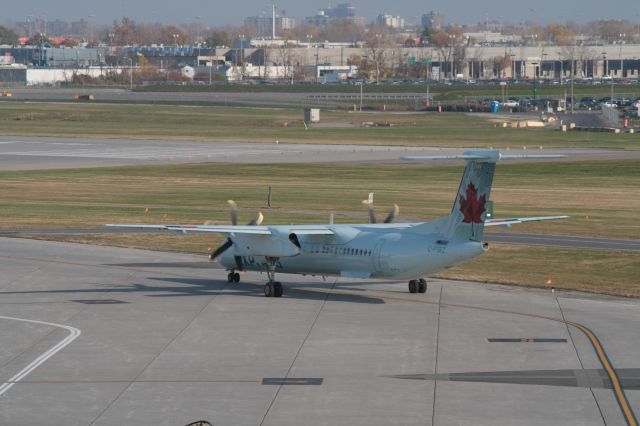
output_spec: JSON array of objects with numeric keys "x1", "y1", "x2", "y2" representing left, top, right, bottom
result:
[{"x1": 373, "y1": 240, "x2": 387, "y2": 273}]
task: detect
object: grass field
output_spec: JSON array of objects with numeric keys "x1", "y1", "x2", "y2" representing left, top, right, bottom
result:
[
  {"x1": 0, "y1": 102, "x2": 638, "y2": 149},
  {"x1": 1, "y1": 160, "x2": 639, "y2": 297},
  {"x1": 1, "y1": 160, "x2": 637, "y2": 238}
]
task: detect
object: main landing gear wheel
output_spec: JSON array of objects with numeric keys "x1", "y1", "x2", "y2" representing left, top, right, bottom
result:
[
  {"x1": 263, "y1": 257, "x2": 283, "y2": 297},
  {"x1": 227, "y1": 272, "x2": 241, "y2": 283},
  {"x1": 409, "y1": 279, "x2": 427, "y2": 294},
  {"x1": 264, "y1": 281, "x2": 283, "y2": 298}
]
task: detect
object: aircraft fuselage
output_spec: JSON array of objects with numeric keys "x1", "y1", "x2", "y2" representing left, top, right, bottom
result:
[{"x1": 218, "y1": 226, "x2": 486, "y2": 280}]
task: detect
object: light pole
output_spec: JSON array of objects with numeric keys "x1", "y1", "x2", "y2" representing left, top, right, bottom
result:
[
  {"x1": 315, "y1": 40, "x2": 320, "y2": 83},
  {"x1": 570, "y1": 47, "x2": 575, "y2": 114},
  {"x1": 510, "y1": 53, "x2": 515, "y2": 80},
  {"x1": 124, "y1": 57, "x2": 132, "y2": 89},
  {"x1": 619, "y1": 33, "x2": 625, "y2": 78},
  {"x1": 172, "y1": 33, "x2": 180, "y2": 48},
  {"x1": 448, "y1": 34, "x2": 455, "y2": 80},
  {"x1": 357, "y1": 81, "x2": 363, "y2": 111},
  {"x1": 531, "y1": 62, "x2": 538, "y2": 99},
  {"x1": 376, "y1": 34, "x2": 383, "y2": 83},
  {"x1": 602, "y1": 52, "x2": 613, "y2": 101},
  {"x1": 195, "y1": 16, "x2": 202, "y2": 57},
  {"x1": 558, "y1": 53, "x2": 563, "y2": 84},
  {"x1": 239, "y1": 34, "x2": 245, "y2": 80}
]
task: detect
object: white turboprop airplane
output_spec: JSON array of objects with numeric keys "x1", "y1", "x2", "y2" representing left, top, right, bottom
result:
[{"x1": 107, "y1": 150, "x2": 568, "y2": 297}]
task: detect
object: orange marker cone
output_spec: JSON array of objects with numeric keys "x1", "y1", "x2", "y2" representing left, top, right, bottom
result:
[{"x1": 545, "y1": 279, "x2": 553, "y2": 286}]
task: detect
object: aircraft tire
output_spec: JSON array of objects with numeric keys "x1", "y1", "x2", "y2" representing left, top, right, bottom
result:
[
  {"x1": 264, "y1": 282, "x2": 274, "y2": 297},
  {"x1": 273, "y1": 282, "x2": 283, "y2": 297},
  {"x1": 233, "y1": 272, "x2": 241, "y2": 283},
  {"x1": 227, "y1": 272, "x2": 234, "y2": 283},
  {"x1": 408, "y1": 280, "x2": 417, "y2": 293},
  {"x1": 418, "y1": 279, "x2": 427, "y2": 293}
]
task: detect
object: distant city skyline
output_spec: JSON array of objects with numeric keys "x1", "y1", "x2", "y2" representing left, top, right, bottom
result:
[{"x1": 3, "y1": 0, "x2": 639, "y2": 27}]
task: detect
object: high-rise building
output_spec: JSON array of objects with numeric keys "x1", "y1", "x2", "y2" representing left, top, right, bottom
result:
[
  {"x1": 305, "y1": 3, "x2": 365, "y2": 27},
  {"x1": 331, "y1": 3, "x2": 356, "y2": 18},
  {"x1": 244, "y1": 15, "x2": 297, "y2": 38},
  {"x1": 420, "y1": 11, "x2": 442, "y2": 30},
  {"x1": 377, "y1": 14, "x2": 406, "y2": 29}
]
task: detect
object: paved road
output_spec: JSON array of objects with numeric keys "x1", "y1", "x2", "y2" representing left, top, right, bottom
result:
[
  {"x1": 0, "y1": 237, "x2": 637, "y2": 425},
  {"x1": 1, "y1": 87, "x2": 317, "y2": 107},
  {"x1": 2, "y1": 87, "x2": 426, "y2": 108},
  {"x1": 1, "y1": 136, "x2": 638, "y2": 171},
  {"x1": 484, "y1": 232, "x2": 640, "y2": 252}
]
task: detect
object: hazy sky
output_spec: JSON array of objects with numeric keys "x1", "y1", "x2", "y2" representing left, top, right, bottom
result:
[{"x1": 6, "y1": 0, "x2": 640, "y2": 26}]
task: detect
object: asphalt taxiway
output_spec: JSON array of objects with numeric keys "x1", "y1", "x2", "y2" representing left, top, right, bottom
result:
[
  {"x1": 1, "y1": 136, "x2": 639, "y2": 171},
  {"x1": 0, "y1": 238, "x2": 637, "y2": 425}
]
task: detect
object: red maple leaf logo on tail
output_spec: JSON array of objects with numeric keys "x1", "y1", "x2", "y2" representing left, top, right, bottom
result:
[{"x1": 459, "y1": 182, "x2": 486, "y2": 223}]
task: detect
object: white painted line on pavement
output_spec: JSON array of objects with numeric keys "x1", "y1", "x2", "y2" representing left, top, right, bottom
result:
[{"x1": 0, "y1": 315, "x2": 81, "y2": 396}]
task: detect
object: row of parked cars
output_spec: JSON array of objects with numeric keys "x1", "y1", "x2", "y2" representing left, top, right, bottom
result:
[
  {"x1": 579, "y1": 96, "x2": 640, "y2": 108},
  {"x1": 480, "y1": 96, "x2": 640, "y2": 110}
]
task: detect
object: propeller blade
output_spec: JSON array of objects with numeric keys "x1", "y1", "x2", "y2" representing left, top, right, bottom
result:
[
  {"x1": 210, "y1": 238, "x2": 233, "y2": 260},
  {"x1": 383, "y1": 204, "x2": 400, "y2": 223},
  {"x1": 362, "y1": 200, "x2": 377, "y2": 224},
  {"x1": 227, "y1": 200, "x2": 238, "y2": 226},
  {"x1": 247, "y1": 211, "x2": 264, "y2": 226}
]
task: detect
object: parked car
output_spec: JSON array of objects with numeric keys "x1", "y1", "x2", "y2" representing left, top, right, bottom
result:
[
  {"x1": 580, "y1": 97, "x2": 599, "y2": 108},
  {"x1": 519, "y1": 97, "x2": 533, "y2": 107},
  {"x1": 500, "y1": 98, "x2": 519, "y2": 107},
  {"x1": 616, "y1": 97, "x2": 633, "y2": 107}
]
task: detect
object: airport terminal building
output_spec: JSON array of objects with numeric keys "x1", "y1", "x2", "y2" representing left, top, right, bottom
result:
[{"x1": 1, "y1": 43, "x2": 640, "y2": 85}]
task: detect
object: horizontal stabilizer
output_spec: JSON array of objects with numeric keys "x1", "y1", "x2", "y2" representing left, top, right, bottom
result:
[
  {"x1": 485, "y1": 216, "x2": 570, "y2": 227},
  {"x1": 402, "y1": 150, "x2": 567, "y2": 163}
]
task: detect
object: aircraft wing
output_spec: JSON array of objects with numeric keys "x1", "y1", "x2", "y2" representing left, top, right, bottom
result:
[
  {"x1": 104, "y1": 224, "x2": 335, "y2": 235},
  {"x1": 105, "y1": 224, "x2": 272, "y2": 235},
  {"x1": 485, "y1": 216, "x2": 569, "y2": 227}
]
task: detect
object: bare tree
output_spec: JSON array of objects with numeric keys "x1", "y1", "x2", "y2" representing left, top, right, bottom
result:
[
  {"x1": 429, "y1": 26, "x2": 465, "y2": 80},
  {"x1": 491, "y1": 55, "x2": 512, "y2": 79},
  {"x1": 277, "y1": 40, "x2": 298, "y2": 81},
  {"x1": 365, "y1": 25, "x2": 392, "y2": 83}
]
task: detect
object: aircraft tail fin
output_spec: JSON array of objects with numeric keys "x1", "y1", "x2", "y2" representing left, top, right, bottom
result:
[
  {"x1": 446, "y1": 156, "x2": 496, "y2": 241},
  {"x1": 402, "y1": 150, "x2": 566, "y2": 241}
]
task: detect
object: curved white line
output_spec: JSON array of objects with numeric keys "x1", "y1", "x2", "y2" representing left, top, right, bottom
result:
[{"x1": 0, "y1": 315, "x2": 81, "y2": 396}]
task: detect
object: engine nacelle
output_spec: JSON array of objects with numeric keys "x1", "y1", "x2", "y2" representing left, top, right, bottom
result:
[{"x1": 231, "y1": 233, "x2": 300, "y2": 257}]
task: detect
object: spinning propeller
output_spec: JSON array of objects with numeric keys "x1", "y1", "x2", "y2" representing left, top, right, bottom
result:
[
  {"x1": 209, "y1": 200, "x2": 263, "y2": 260},
  {"x1": 362, "y1": 193, "x2": 399, "y2": 224}
]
